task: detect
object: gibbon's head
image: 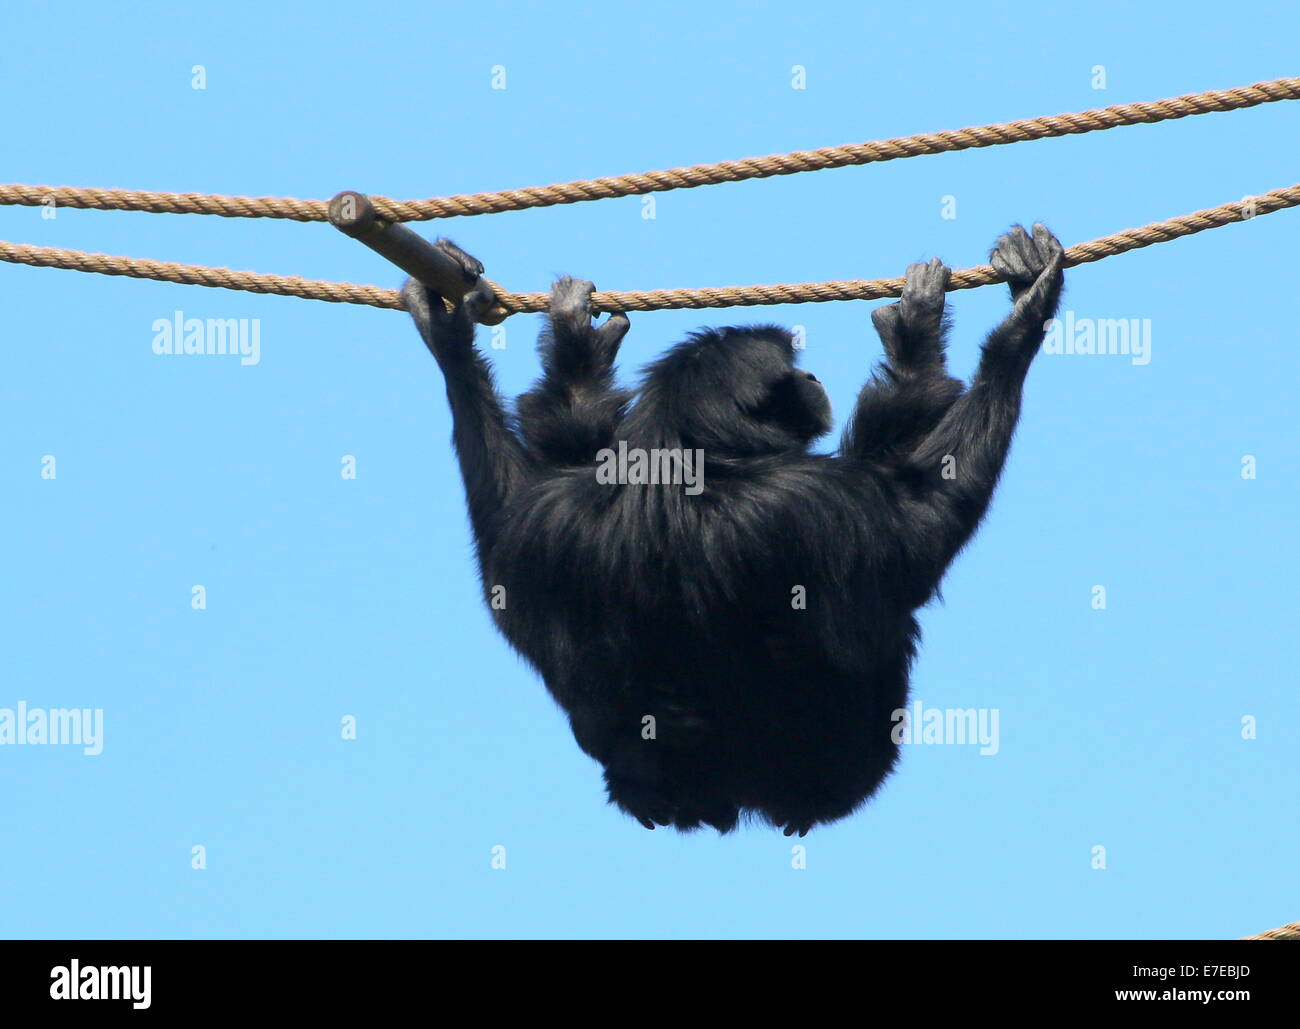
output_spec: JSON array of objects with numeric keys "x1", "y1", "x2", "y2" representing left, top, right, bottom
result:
[{"x1": 630, "y1": 326, "x2": 831, "y2": 456}]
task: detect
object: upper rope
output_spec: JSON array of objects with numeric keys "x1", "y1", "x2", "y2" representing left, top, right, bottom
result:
[
  {"x1": 1, "y1": 77, "x2": 1297, "y2": 223},
  {"x1": 1, "y1": 76, "x2": 1298, "y2": 315}
]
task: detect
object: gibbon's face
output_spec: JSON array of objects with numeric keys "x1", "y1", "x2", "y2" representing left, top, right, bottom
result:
[
  {"x1": 773, "y1": 366, "x2": 832, "y2": 443},
  {"x1": 733, "y1": 341, "x2": 832, "y2": 448},
  {"x1": 638, "y1": 325, "x2": 832, "y2": 455}
]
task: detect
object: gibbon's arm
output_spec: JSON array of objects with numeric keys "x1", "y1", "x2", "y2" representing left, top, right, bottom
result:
[
  {"x1": 403, "y1": 255, "x2": 526, "y2": 557},
  {"x1": 910, "y1": 224, "x2": 1065, "y2": 571},
  {"x1": 841, "y1": 258, "x2": 964, "y2": 464},
  {"x1": 516, "y1": 277, "x2": 632, "y2": 467}
]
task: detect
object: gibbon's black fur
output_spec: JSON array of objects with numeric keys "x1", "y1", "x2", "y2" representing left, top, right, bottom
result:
[{"x1": 404, "y1": 225, "x2": 1065, "y2": 835}]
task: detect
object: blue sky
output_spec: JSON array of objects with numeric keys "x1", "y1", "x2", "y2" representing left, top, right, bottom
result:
[{"x1": 1, "y1": 1, "x2": 1296, "y2": 939}]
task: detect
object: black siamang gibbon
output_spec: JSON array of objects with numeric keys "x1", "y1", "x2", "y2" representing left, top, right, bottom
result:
[{"x1": 404, "y1": 224, "x2": 1064, "y2": 835}]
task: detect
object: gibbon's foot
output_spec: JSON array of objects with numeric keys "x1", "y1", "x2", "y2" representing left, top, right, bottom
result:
[{"x1": 608, "y1": 775, "x2": 677, "y2": 831}]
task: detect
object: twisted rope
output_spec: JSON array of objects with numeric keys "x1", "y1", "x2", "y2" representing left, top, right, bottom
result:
[
  {"x1": 1242, "y1": 922, "x2": 1300, "y2": 940},
  {"x1": 0, "y1": 242, "x2": 405, "y2": 308},
  {"x1": 2, "y1": 185, "x2": 1295, "y2": 315},
  {"x1": 1, "y1": 78, "x2": 1297, "y2": 222}
]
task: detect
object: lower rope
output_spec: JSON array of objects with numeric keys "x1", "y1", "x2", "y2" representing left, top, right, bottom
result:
[
  {"x1": 1, "y1": 184, "x2": 1296, "y2": 315},
  {"x1": 1241, "y1": 922, "x2": 1300, "y2": 940}
]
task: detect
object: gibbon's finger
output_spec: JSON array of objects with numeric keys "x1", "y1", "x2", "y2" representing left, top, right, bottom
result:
[
  {"x1": 596, "y1": 310, "x2": 631, "y2": 348},
  {"x1": 463, "y1": 278, "x2": 498, "y2": 323}
]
